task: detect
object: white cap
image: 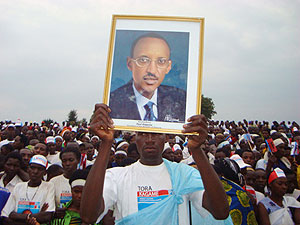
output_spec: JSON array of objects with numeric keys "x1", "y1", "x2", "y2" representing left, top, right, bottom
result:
[
  {"x1": 116, "y1": 141, "x2": 129, "y2": 150},
  {"x1": 273, "y1": 138, "x2": 284, "y2": 147},
  {"x1": 230, "y1": 154, "x2": 251, "y2": 169},
  {"x1": 217, "y1": 141, "x2": 231, "y2": 150},
  {"x1": 29, "y1": 155, "x2": 48, "y2": 168},
  {"x1": 172, "y1": 144, "x2": 182, "y2": 151},
  {"x1": 8, "y1": 124, "x2": 15, "y2": 129},
  {"x1": 163, "y1": 142, "x2": 171, "y2": 153},
  {"x1": 115, "y1": 150, "x2": 127, "y2": 156},
  {"x1": 45, "y1": 136, "x2": 55, "y2": 144}
]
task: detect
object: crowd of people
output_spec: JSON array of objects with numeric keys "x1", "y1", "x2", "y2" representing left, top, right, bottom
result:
[{"x1": 0, "y1": 116, "x2": 299, "y2": 224}]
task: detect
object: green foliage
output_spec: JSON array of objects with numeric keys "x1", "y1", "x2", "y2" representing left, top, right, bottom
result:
[
  {"x1": 67, "y1": 110, "x2": 78, "y2": 126},
  {"x1": 201, "y1": 95, "x2": 217, "y2": 119},
  {"x1": 42, "y1": 118, "x2": 54, "y2": 126},
  {"x1": 81, "y1": 118, "x2": 87, "y2": 127}
]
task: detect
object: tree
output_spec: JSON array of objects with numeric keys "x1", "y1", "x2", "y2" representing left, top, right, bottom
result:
[
  {"x1": 42, "y1": 118, "x2": 54, "y2": 126},
  {"x1": 67, "y1": 110, "x2": 78, "y2": 126},
  {"x1": 80, "y1": 118, "x2": 88, "y2": 127},
  {"x1": 201, "y1": 95, "x2": 217, "y2": 119}
]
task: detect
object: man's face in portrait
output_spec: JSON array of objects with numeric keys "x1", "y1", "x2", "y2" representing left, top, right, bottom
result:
[{"x1": 127, "y1": 37, "x2": 172, "y2": 99}]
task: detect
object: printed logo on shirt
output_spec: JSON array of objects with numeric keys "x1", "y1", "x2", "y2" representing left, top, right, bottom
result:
[
  {"x1": 17, "y1": 201, "x2": 40, "y2": 214},
  {"x1": 60, "y1": 192, "x2": 72, "y2": 207},
  {"x1": 137, "y1": 189, "x2": 172, "y2": 211}
]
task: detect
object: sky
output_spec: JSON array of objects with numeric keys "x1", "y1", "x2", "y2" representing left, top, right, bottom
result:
[{"x1": 0, "y1": 0, "x2": 299, "y2": 124}]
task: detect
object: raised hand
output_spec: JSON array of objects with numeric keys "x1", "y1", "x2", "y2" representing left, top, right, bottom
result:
[
  {"x1": 90, "y1": 103, "x2": 115, "y2": 142},
  {"x1": 182, "y1": 115, "x2": 208, "y2": 151}
]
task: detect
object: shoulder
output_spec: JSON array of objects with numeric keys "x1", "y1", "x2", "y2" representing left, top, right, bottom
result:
[
  {"x1": 105, "y1": 162, "x2": 139, "y2": 182},
  {"x1": 259, "y1": 196, "x2": 272, "y2": 206},
  {"x1": 163, "y1": 160, "x2": 200, "y2": 178},
  {"x1": 14, "y1": 181, "x2": 27, "y2": 189},
  {"x1": 158, "y1": 85, "x2": 186, "y2": 98},
  {"x1": 284, "y1": 196, "x2": 300, "y2": 208},
  {"x1": 109, "y1": 81, "x2": 136, "y2": 112},
  {"x1": 50, "y1": 174, "x2": 65, "y2": 182},
  {"x1": 42, "y1": 180, "x2": 54, "y2": 188},
  {"x1": 107, "y1": 162, "x2": 137, "y2": 175},
  {"x1": 110, "y1": 81, "x2": 133, "y2": 97}
]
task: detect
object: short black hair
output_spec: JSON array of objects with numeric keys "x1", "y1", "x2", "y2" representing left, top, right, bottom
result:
[
  {"x1": 47, "y1": 164, "x2": 63, "y2": 173},
  {"x1": 69, "y1": 169, "x2": 89, "y2": 186},
  {"x1": 5, "y1": 151, "x2": 23, "y2": 164},
  {"x1": 214, "y1": 158, "x2": 241, "y2": 185},
  {"x1": 59, "y1": 146, "x2": 81, "y2": 161},
  {"x1": 130, "y1": 32, "x2": 171, "y2": 58},
  {"x1": 1, "y1": 143, "x2": 14, "y2": 153},
  {"x1": 240, "y1": 149, "x2": 254, "y2": 156}
]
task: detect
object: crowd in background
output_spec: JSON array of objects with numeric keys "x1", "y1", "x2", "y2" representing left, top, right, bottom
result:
[{"x1": 0, "y1": 118, "x2": 299, "y2": 224}]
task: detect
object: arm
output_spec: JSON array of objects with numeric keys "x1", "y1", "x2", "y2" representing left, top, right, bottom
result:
[
  {"x1": 9, "y1": 211, "x2": 53, "y2": 224},
  {"x1": 182, "y1": 115, "x2": 229, "y2": 219},
  {"x1": 257, "y1": 202, "x2": 271, "y2": 225},
  {"x1": 80, "y1": 104, "x2": 114, "y2": 224},
  {"x1": 266, "y1": 154, "x2": 277, "y2": 177},
  {"x1": 17, "y1": 169, "x2": 29, "y2": 181},
  {"x1": 294, "y1": 208, "x2": 300, "y2": 225}
]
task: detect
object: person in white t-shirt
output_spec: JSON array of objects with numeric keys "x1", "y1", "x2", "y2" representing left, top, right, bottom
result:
[
  {"x1": 80, "y1": 104, "x2": 229, "y2": 224},
  {"x1": 45, "y1": 136, "x2": 60, "y2": 164},
  {"x1": 0, "y1": 152, "x2": 27, "y2": 193},
  {"x1": 2, "y1": 155, "x2": 55, "y2": 224},
  {"x1": 50, "y1": 146, "x2": 81, "y2": 218}
]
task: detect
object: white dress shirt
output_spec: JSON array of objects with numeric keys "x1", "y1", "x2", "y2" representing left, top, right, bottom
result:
[{"x1": 132, "y1": 83, "x2": 158, "y2": 120}]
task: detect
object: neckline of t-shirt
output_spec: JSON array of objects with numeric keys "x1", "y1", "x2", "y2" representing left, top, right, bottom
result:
[{"x1": 136, "y1": 160, "x2": 166, "y2": 171}]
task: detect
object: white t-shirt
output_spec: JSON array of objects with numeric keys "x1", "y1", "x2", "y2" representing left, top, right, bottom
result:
[
  {"x1": 47, "y1": 153, "x2": 61, "y2": 165},
  {"x1": 49, "y1": 174, "x2": 71, "y2": 207},
  {"x1": 255, "y1": 191, "x2": 265, "y2": 203},
  {"x1": 286, "y1": 189, "x2": 300, "y2": 200},
  {"x1": 0, "y1": 173, "x2": 23, "y2": 193},
  {"x1": 98, "y1": 160, "x2": 207, "y2": 224},
  {"x1": 1, "y1": 181, "x2": 55, "y2": 217}
]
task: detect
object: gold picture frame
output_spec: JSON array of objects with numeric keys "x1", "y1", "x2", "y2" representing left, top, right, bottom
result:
[{"x1": 103, "y1": 15, "x2": 204, "y2": 134}]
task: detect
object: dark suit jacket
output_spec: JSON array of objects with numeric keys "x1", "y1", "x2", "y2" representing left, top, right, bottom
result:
[{"x1": 109, "y1": 80, "x2": 186, "y2": 122}]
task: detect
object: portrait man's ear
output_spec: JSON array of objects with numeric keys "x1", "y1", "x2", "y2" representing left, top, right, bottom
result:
[
  {"x1": 166, "y1": 60, "x2": 172, "y2": 74},
  {"x1": 127, "y1": 57, "x2": 133, "y2": 71}
]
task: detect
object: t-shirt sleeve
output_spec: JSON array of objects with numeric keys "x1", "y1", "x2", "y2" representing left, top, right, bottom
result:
[
  {"x1": 1, "y1": 185, "x2": 17, "y2": 217},
  {"x1": 96, "y1": 169, "x2": 118, "y2": 223},
  {"x1": 44, "y1": 182, "x2": 56, "y2": 212},
  {"x1": 189, "y1": 190, "x2": 209, "y2": 218}
]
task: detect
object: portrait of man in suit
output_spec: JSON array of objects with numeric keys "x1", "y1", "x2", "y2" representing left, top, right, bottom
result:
[{"x1": 109, "y1": 32, "x2": 186, "y2": 122}]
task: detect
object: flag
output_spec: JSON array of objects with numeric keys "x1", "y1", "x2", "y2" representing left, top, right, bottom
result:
[
  {"x1": 291, "y1": 141, "x2": 299, "y2": 156},
  {"x1": 265, "y1": 138, "x2": 277, "y2": 153}
]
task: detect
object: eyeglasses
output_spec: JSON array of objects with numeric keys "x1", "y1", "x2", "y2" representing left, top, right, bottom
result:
[{"x1": 131, "y1": 56, "x2": 170, "y2": 69}]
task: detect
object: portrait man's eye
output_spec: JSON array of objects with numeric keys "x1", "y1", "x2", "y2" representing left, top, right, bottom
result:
[
  {"x1": 137, "y1": 57, "x2": 150, "y2": 65},
  {"x1": 157, "y1": 58, "x2": 167, "y2": 67}
]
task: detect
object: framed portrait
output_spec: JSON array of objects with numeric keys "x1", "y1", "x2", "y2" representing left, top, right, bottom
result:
[{"x1": 103, "y1": 15, "x2": 204, "y2": 134}]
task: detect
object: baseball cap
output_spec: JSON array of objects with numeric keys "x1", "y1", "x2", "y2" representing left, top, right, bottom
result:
[
  {"x1": 230, "y1": 154, "x2": 251, "y2": 169},
  {"x1": 29, "y1": 155, "x2": 48, "y2": 168},
  {"x1": 45, "y1": 136, "x2": 55, "y2": 144},
  {"x1": 268, "y1": 167, "x2": 286, "y2": 184},
  {"x1": 273, "y1": 138, "x2": 284, "y2": 147}
]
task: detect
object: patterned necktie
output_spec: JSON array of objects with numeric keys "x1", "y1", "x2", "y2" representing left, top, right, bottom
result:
[{"x1": 144, "y1": 101, "x2": 157, "y2": 121}]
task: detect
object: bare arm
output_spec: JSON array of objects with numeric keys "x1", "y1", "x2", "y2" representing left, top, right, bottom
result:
[
  {"x1": 80, "y1": 104, "x2": 114, "y2": 224},
  {"x1": 9, "y1": 211, "x2": 53, "y2": 224},
  {"x1": 183, "y1": 115, "x2": 229, "y2": 220},
  {"x1": 294, "y1": 208, "x2": 300, "y2": 225},
  {"x1": 257, "y1": 202, "x2": 271, "y2": 225},
  {"x1": 17, "y1": 169, "x2": 29, "y2": 181}
]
